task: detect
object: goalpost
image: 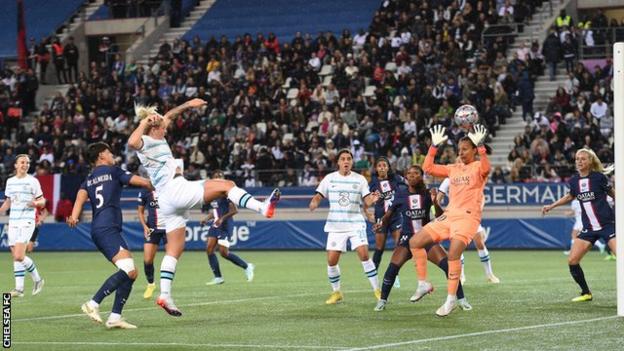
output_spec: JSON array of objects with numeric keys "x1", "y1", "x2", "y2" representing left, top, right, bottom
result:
[{"x1": 614, "y1": 43, "x2": 624, "y2": 317}]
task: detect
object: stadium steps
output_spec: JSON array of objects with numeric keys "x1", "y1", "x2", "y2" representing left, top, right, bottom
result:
[
  {"x1": 57, "y1": 0, "x2": 105, "y2": 42},
  {"x1": 489, "y1": 0, "x2": 572, "y2": 169},
  {"x1": 137, "y1": 0, "x2": 217, "y2": 65}
]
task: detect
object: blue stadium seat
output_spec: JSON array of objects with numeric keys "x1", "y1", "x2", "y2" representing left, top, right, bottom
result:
[
  {"x1": 183, "y1": 0, "x2": 378, "y2": 43},
  {"x1": 0, "y1": 0, "x2": 85, "y2": 58}
]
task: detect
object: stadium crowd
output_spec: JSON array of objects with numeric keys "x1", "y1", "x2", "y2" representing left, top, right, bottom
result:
[{"x1": 0, "y1": 0, "x2": 615, "y2": 188}]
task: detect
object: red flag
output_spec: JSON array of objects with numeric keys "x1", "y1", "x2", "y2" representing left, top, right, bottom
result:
[{"x1": 17, "y1": 0, "x2": 28, "y2": 69}]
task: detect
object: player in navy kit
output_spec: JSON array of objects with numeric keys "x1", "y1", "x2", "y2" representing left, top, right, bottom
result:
[
  {"x1": 67, "y1": 142, "x2": 153, "y2": 329},
  {"x1": 542, "y1": 147, "x2": 616, "y2": 302},
  {"x1": 137, "y1": 190, "x2": 167, "y2": 299},
  {"x1": 202, "y1": 171, "x2": 254, "y2": 285},
  {"x1": 373, "y1": 165, "x2": 471, "y2": 311},
  {"x1": 365, "y1": 157, "x2": 405, "y2": 287}
]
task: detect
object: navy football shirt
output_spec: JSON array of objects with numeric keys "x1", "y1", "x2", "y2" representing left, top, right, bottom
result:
[
  {"x1": 389, "y1": 187, "x2": 433, "y2": 235},
  {"x1": 568, "y1": 171, "x2": 614, "y2": 232},
  {"x1": 80, "y1": 165, "x2": 132, "y2": 233},
  {"x1": 369, "y1": 174, "x2": 405, "y2": 220}
]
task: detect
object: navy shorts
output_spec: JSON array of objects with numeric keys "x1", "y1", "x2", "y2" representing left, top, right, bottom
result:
[
  {"x1": 145, "y1": 228, "x2": 167, "y2": 245},
  {"x1": 375, "y1": 216, "x2": 402, "y2": 235},
  {"x1": 208, "y1": 226, "x2": 231, "y2": 241},
  {"x1": 92, "y1": 230, "x2": 130, "y2": 262},
  {"x1": 578, "y1": 223, "x2": 616, "y2": 245}
]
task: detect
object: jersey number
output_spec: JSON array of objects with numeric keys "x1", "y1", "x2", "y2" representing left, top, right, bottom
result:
[{"x1": 95, "y1": 185, "x2": 104, "y2": 208}]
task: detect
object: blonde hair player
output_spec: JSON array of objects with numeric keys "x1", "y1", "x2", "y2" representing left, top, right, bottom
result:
[
  {"x1": 128, "y1": 99, "x2": 280, "y2": 317},
  {"x1": 0, "y1": 155, "x2": 46, "y2": 297},
  {"x1": 409, "y1": 124, "x2": 491, "y2": 316},
  {"x1": 542, "y1": 147, "x2": 615, "y2": 302},
  {"x1": 437, "y1": 177, "x2": 500, "y2": 283},
  {"x1": 309, "y1": 148, "x2": 382, "y2": 304}
]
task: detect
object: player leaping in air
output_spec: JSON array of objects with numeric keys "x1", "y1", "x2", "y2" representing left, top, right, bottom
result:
[
  {"x1": 409, "y1": 124, "x2": 491, "y2": 316},
  {"x1": 68, "y1": 142, "x2": 154, "y2": 329},
  {"x1": 542, "y1": 147, "x2": 615, "y2": 302},
  {"x1": 128, "y1": 99, "x2": 280, "y2": 317}
]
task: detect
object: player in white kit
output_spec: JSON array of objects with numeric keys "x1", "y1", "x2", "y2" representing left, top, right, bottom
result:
[
  {"x1": 0, "y1": 155, "x2": 46, "y2": 297},
  {"x1": 128, "y1": 99, "x2": 280, "y2": 317},
  {"x1": 437, "y1": 178, "x2": 499, "y2": 283},
  {"x1": 309, "y1": 149, "x2": 382, "y2": 304}
]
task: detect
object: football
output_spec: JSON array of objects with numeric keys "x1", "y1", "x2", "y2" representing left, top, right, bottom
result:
[{"x1": 454, "y1": 104, "x2": 479, "y2": 130}]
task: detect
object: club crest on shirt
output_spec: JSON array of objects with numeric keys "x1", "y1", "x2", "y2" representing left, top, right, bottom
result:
[
  {"x1": 338, "y1": 192, "x2": 350, "y2": 207},
  {"x1": 579, "y1": 179, "x2": 590, "y2": 193},
  {"x1": 210, "y1": 200, "x2": 219, "y2": 208}
]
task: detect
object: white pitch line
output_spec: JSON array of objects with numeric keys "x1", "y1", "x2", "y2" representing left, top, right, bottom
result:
[
  {"x1": 342, "y1": 315, "x2": 620, "y2": 351},
  {"x1": 14, "y1": 289, "x2": 372, "y2": 322},
  {"x1": 13, "y1": 341, "x2": 349, "y2": 350}
]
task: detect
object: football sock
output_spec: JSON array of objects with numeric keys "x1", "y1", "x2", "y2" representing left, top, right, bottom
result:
[
  {"x1": 327, "y1": 265, "x2": 341, "y2": 292},
  {"x1": 227, "y1": 186, "x2": 263, "y2": 213},
  {"x1": 144, "y1": 261, "x2": 154, "y2": 284},
  {"x1": 478, "y1": 248, "x2": 493, "y2": 276},
  {"x1": 208, "y1": 253, "x2": 222, "y2": 278},
  {"x1": 372, "y1": 249, "x2": 383, "y2": 269},
  {"x1": 13, "y1": 261, "x2": 25, "y2": 291},
  {"x1": 111, "y1": 271, "x2": 134, "y2": 314},
  {"x1": 93, "y1": 270, "x2": 128, "y2": 304},
  {"x1": 447, "y1": 259, "x2": 462, "y2": 296},
  {"x1": 22, "y1": 256, "x2": 41, "y2": 282},
  {"x1": 160, "y1": 255, "x2": 177, "y2": 298},
  {"x1": 362, "y1": 259, "x2": 379, "y2": 290},
  {"x1": 381, "y1": 263, "x2": 400, "y2": 300},
  {"x1": 224, "y1": 252, "x2": 248, "y2": 269},
  {"x1": 569, "y1": 264, "x2": 590, "y2": 295},
  {"x1": 438, "y1": 258, "x2": 464, "y2": 299},
  {"x1": 410, "y1": 248, "x2": 428, "y2": 281}
]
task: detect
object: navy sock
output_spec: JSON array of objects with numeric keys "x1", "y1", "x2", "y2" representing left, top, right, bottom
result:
[
  {"x1": 381, "y1": 263, "x2": 400, "y2": 300},
  {"x1": 144, "y1": 262, "x2": 154, "y2": 284},
  {"x1": 569, "y1": 264, "x2": 590, "y2": 294},
  {"x1": 437, "y1": 258, "x2": 465, "y2": 300},
  {"x1": 208, "y1": 253, "x2": 222, "y2": 278},
  {"x1": 372, "y1": 249, "x2": 383, "y2": 269},
  {"x1": 111, "y1": 272, "x2": 134, "y2": 314},
  {"x1": 93, "y1": 270, "x2": 129, "y2": 304},
  {"x1": 224, "y1": 253, "x2": 248, "y2": 269}
]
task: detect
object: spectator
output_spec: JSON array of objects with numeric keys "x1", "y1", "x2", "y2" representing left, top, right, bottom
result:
[{"x1": 542, "y1": 28, "x2": 561, "y2": 81}]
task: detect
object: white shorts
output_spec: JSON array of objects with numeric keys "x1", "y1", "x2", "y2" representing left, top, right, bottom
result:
[
  {"x1": 8, "y1": 221, "x2": 35, "y2": 246},
  {"x1": 326, "y1": 230, "x2": 368, "y2": 252},
  {"x1": 158, "y1": 177, "x2": 206, "y2": 232},
  {"x1": 573, "y1": 219, "x2": 583, "y2": 231},
  {"x1": 217, "y1": 239, "x2": 231, "y2": 248}
]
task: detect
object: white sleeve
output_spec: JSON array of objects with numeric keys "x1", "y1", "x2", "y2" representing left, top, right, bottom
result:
[
  {"x1": 4, "y1": 178, "x2": 13, "y2": 198},
  {"x1": 140, "y1": 135, "x2": 155, "y2": 152},
  {"x1": 315, "y1": 174, "x2": 329, "y2": 198},
  {"x1": 32, "y1": 177, "x2": 43, "y2": 198},
  {"x1": 439, "y1": 178, "x2": 450, "y2": 195},
  {"x1": 360, "y1": 175, "x2": 371, "y2": 198}
]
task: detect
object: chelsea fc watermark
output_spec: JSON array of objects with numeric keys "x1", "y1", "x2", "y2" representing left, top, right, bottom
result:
[{"x1": 2, "y1": 293, "x2": 10, "y2": 348}]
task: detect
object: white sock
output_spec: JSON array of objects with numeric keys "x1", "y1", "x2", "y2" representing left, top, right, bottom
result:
[
  {"x1": 327, "y1": 265, "x2": 341, "y2": 292},
  {"x1": 14, "y1": 261, "x2": 25, "y2": 291},
  {"x1": 478, "y1": 249, "x2": 493, "y2": 276},
  {"x1": 595, "y1": 240, "x2": 605, "y2": 251},
  {"x1": 160, "y1": 255, "x2": 178, "y2": 298},
  {"x1": 22, "y1": 256, "x2": 41, "y2": 282},
  {"x1": 88, "y1": 300, "x2": 99, "y2": 309},
  {"x1": 361, "y1": 259, "x2": 379, "y2": 290},
  {"x1": 227, "y1": 186, "x2": 263, "y2": 213},
  {"x1": 108, "y1": 312, "x2": 121, "y2": 322},
  {"x1": 446, "y1": 294, "x2": 457, "y2": 304}
]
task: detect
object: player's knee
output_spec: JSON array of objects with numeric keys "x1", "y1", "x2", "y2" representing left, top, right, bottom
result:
[
  {"x1": 13, "y1": 252, "x2": 25, "y2": 261},
  {"x1": 127, "y1": 269, "x2": 138, "y2": 280},
  {"x1": 568, "y1": 257, "x2": 579, "y2": 265},
  {"x1": 115, "y1": 258, "x2": 136, "y2": 279}
]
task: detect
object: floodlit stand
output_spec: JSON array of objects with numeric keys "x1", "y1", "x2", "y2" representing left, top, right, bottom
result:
[{"x1": 614, "y1": 43, "x2": 624, "y2": 317}]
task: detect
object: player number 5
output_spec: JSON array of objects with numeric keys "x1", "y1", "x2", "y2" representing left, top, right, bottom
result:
[{"x1": 95, "y1": 185, "x2": 104, "y2": 208}]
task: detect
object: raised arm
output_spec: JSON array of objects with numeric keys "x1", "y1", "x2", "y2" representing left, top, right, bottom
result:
[
  {"x1": 128, "y1": 117, "x2": 151, "y2": 150},
  {"x1": 423, "y1": 125, "x2": 450, "y2": 177},
  {"x1": 468, "y1": 124, "x2": 491, "y2": 177},
  {"x1": 129, "y1": 175, "x2": 154, "y2": 191},
  {"x1": 477, "y1": 145, "x2": 491, "y2": 177},
  {"x1": 162, "y1": 98, "x2": 207, "y2": 129},
  {"x1": 542, "y1": 193, "x2": 575, "y2": 215},
  {"x1": 67, "y1": 189, "x2": 88, "y2": 228}
]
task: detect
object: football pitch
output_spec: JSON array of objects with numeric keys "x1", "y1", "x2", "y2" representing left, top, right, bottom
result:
[{"x1": 2, "y1": 250, "x2": 622, "y2": 350}]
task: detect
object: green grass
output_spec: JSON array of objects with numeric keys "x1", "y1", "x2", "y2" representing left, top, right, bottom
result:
[{"x1": 2, "y1": 250, "x2": 623, "y2": 350}]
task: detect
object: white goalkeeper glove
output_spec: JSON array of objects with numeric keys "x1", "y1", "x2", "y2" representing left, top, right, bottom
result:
[
  {"x1": 429, "y1": 125, "x2": 448, "y2": 147},
  {"x1": 468, "y1": 124, "x2": 488, "y2": 146}
]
